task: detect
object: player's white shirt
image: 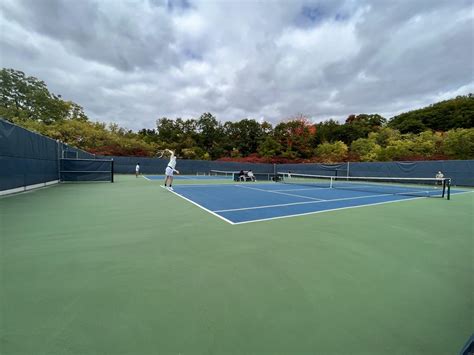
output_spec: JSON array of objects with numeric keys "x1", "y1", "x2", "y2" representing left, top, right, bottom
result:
[
  {"x1": 135, "y1": 164, "x2": 140, "y2": 172},
  {"x1": 168, "y1": 156, "x2": 177, "y2": 169}
]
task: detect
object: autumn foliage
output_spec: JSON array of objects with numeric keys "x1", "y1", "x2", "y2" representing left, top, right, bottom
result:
[{"x1": 2, "y1": 68, "x2": 473, "y2": 162}]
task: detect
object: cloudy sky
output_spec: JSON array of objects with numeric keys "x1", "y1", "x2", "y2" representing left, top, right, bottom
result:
[{"x1": 1, "y1": 0, "x2": 473, "y2": 130}]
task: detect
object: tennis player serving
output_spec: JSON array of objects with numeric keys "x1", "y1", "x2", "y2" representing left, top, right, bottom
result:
[{"x1": 164, "y1": 149, "x2": 179, "y2": 190}]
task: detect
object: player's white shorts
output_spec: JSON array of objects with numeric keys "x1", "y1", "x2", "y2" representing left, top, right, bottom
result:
[{"x1": 165, "y1": 167, "x2": 174, "y2": 176}]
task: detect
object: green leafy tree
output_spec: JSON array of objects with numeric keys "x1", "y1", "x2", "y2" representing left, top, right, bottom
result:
[
  {"x1": 195, "y1": 113, "x2": 225, "y2": 159},
  {"x1": 340, "y1": 114, "x2": 386, "y2": 144},
  {"x1": 389, "y1": 94, "x2": 474, "y2": 133},
  {"x1": 181, "y1": 146, "x2": 206, "y2": 159},
  {"x1": 156, "y1": 117, "x2": 181, "y2": 143},
  {"x1": 442, "y1": 128, "x2": 474, "y2": 159},
  {"x1": 369, "y1": 127, "x2": 401, "y2": 147},
  {"x1": 222, "y1": 119, "x2": 265, "y2": 156},
  {"x1": 138, "y1": 128, "x2": 160, "y2": 144},
  {"x1": 315, "y1": 141, "x2": 348, "y2": 162},
  {"x1": 376, "y1": 140, "x2": 415, "y2": 161},
  {"x1": 350, "y1": 138, "x2": 381, "y2": 161},
  {"x1": 314, "y1": 119, "x2": 342, "y2": 145},
  {"x1": 0, "y1": 68, "x2": 88, "y2": 123},
  {"x1": 409, "y1": 131, "x2": 443, "y2": 157},
  {"x1": 258, "y1": 136, "x2": 282, "y2": 157}
]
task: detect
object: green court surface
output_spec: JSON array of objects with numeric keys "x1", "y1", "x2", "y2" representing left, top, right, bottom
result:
[{"x1": 1, "y1": 175, "x2": 473, "y2": 355}]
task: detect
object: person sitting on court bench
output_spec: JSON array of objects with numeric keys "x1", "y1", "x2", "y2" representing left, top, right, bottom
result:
[
  {"x1": 238, "y1": 170, "x2": 246, "y2": 181},
  {"x1": 435, "y1": 171, "x2": 444, "y2": 186},
  {"x1": 247, "y1": 170, "x2": 256, "y2": 182}
]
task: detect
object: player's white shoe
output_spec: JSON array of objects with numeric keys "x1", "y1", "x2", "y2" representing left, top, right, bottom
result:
[{"x1": 168, "y1": 187, "x2": 174, "y2": 191}]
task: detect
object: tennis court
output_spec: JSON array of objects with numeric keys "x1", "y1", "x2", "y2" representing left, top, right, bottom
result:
[
  {"x1": 1, "y1": 174, "x2": 473, "y2": 354},
  {"x1": 165, "y1": 173, "x2": 465, "y2": 224}
]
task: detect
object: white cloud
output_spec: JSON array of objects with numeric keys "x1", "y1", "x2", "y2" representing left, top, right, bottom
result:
[{"x1": 0, "y1": 0, "x2": 472, "y2": 130}]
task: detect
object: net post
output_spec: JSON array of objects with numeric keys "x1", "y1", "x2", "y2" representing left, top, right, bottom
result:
[
  {"x1": 111, "y1": 159, "x2": 114, "y2": 183},
  {"x1": 57, "y1": 140, "x2": 61, "y2": 182},
  {"x1": 447, "y1": 179, "x2": 451, "y2": 200}
]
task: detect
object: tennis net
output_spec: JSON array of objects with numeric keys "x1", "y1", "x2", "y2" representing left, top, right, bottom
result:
[
  {"x1": 209, "y1": 170, "x2": 237, "y2": 179},
  {"x1": 210, "y1": 170, "x2": 275, "y2": 181},
  {"x1": 277, "y1": 172, "x2": 451, "y2": 199}
]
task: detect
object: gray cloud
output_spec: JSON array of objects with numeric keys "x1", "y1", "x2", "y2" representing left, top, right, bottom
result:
[{"x1": 0, "y1": 0, "x2": 472, "y2": 130}]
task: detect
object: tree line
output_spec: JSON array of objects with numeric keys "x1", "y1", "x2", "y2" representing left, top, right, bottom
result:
[{"x1": 1, "y1": 68, "x2": 473, "y2": 162}]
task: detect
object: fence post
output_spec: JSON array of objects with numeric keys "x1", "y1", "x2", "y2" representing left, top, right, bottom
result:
[{"x1": 111, "y1": 159, "x2": 114, "y2": 183}]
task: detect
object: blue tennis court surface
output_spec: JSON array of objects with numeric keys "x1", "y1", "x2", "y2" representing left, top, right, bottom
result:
[{"x1": 167, "y1": 183, "x2": 466, "y2": 224}]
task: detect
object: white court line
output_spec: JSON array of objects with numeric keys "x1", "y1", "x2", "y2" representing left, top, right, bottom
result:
[
  {"x1": 237, "y1": 184, "x2": 326, "y2": 201},
  {"x1": 214, "y1": 193, "x2": 390, "y2": 212},
  {"x1": 159, "y1": 183, "x2": 236, "y2": 188},
  {"x1": 161, "y1": 185, "x2": 474, "y2": 225},
  {"x1": 142, "y1": 175, "x2": 152, "y2": 181},
  {"x1": 160, "y1": 185, "x2": 235, "y2": 225},
  {"x1": 230, "y1": 190, "x2": 474, "y2": 225},
  {"x1": 271, "y1": 187, "x2": 328, "y2": 192},
  {"x1": 232, "y1": 196, "x2": 428, "y2": 225}
]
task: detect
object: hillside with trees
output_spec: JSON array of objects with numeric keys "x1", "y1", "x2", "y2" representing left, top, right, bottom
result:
[
  {"x1": 1, "y1": 68, "x2": 473, "y2": 162},
  {"x1": 388, "y1": 95, "x2": 474, "y2": 133}
]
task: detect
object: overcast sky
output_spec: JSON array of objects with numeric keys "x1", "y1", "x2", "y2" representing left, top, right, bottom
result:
[{"x1": 1, "y1": 0, "x2": 473, "y2": 130}]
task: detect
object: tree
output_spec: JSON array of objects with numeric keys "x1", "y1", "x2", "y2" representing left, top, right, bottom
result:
[
  {"x1": 315, "y1": 141, "x2": 348, "y2": 162},
  {"x1": 350, "y1": 138, "x2": 381, "y2": 161},
  {"x1": 258, "y1": 136, "x2": 282, "y2": 157},
  {"x1": 222, "y1": 119, "x2": 265, "y2": 156},
  {"x1": 314, "y1": 119, "x2": 342, "y2": 145},
  {"x1": 376, "y1": 140, "x2": 414, "y2": 161},
  {"x1": 340, "y1": 114, "x2": 386, "y2": 144},
  {"x1": 274, "y1": 116, "x2": 317, "y2": 158},
  {"x1": 409, "y1": 131, "x2": 442, "y2": 157},
  {"x1": 388, "y1": 94, "x2": 474, "y2": 133},
  {"x1": 442, "y1": 128, "x2": 474, "y2": 159},
  {"x1": 196, "y1": 113, "x2": 225, "y2": 159},
  {"x1": 156, "y1": 117, "x2": 181, "y2": 143},
  {"x1": 370, "y1": 127, "x2": 401, "y2": 147},
  {"x1": 138, "y1": 128, "x2": 160, "y2": 144},
  {"x1": 181, "y1": 146, "x2": 206, "y2": 159},
  {"x1": 0, "y1": 68, "x2": 88, "y2": 123}
]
